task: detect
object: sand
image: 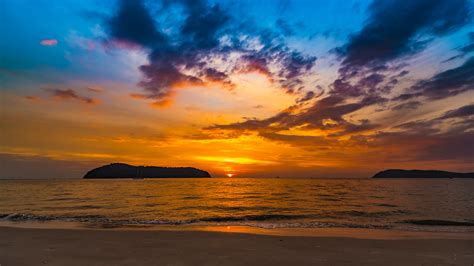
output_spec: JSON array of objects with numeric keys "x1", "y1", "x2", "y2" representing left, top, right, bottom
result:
[{"x1": 0, "y1": 225, "x2": 473, "y2": 265}]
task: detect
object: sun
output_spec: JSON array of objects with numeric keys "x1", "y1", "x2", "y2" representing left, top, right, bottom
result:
[{"x1": 226, "y1": 173, "x2": 233, "y2": 178}]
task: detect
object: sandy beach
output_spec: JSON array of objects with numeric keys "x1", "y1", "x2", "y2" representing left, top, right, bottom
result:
[{"x1": 1, "y1": 225, "x2": 473, "y2": 265}]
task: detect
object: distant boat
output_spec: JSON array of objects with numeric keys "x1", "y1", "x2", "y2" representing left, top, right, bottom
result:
[{"x1": 133, "y1": 166, "x2": 144, "y2": 179}]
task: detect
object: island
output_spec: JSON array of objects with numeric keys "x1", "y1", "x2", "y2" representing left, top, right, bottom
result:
[
  {"x1": 83, "y1": 163, "x2": 211, "y2": 179},
  {"x1": 372, "y1": 169, "x2": 474, "y2": 178}
]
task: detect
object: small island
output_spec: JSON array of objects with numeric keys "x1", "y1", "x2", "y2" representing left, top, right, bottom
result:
[
  {"x1": 84, "y1": 163, "x2": 211, "y2": 179},
  {"x1": 372, "y1": 169, "x2": 474, "y2": 179}
]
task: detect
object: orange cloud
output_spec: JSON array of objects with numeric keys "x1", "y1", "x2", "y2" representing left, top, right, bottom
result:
[
  {"x1": 130, "y1": 92, "x2": 173, "y2": 108},
  {"x1": 86, "y1": 86, "x2": 104, "y2": 93},
  {"x1": 24, "y1": 96, "x2": 40, "y2": 102},
  {"x1": 40, "y1": 39, "x2": 58, "y2": 46},
  {"x1": 150, "y1": 98, "x2": 174, "y2": 108},
  {"x1": 46, "y1": 88, "x2": 99, "y2": 105}
]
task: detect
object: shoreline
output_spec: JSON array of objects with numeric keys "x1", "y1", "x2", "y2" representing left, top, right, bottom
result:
[
  {"x1": 1, "y1": 226, "x2": 473, "y2": 265},
  {"x1": 1, "y1": 220, "x2": 473, "y2": 240}
]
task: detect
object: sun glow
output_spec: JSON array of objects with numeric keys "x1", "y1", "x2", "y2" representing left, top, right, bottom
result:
[{"x1": 226, "y1": 173, "x2": 233, "y2": 178}]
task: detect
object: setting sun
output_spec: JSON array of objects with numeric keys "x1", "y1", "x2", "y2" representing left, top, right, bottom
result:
[{"x1": 226, "y1": 173, "x2": 233, "y2": 178}]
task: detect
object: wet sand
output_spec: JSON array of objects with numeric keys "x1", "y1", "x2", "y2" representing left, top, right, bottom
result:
[{"x1": 1, "y1": 225, "x2": 473, "y2": 265}]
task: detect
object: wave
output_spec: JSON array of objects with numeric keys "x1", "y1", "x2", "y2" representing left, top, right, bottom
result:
[
  {"x1": 45, "y1": 197, "x2": 82, "y2": 201},
  {"x1": 0, "y1": 213, "x2": 110, "y2": 222},
  {"x1": 0, "y1": 212, "x2": 393, "y2": 230},
  {"x1": 3, "y1": 212, "x2": 472, "y2": 231},
  {"x1": 373, "y1": 203, "x2": 398, "y2": 208},
  {"x1": 0, "y1": 212, "x2": 307, "y2": 223},
  {"x1": 190, "y1": 214, "x2": 310, "y2": 222},
  {"x1": 403, "y1": 219, "x2": 474, "y2": 226},
  {"x1": 332, "y1": 210, "x2": 411, "y2": 218}
]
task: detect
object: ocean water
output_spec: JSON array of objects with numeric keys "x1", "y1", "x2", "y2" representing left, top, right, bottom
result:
[{"x1": 1, "y1": 178, "x2": 473, "y2": 232}]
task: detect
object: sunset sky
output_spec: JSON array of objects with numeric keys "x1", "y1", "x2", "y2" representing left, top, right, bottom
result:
[{"x1": 1, "y1": 0, "x2": 473, "y2": 178}]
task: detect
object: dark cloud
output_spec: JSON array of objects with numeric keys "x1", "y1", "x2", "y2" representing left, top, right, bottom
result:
[
  {"x1": 104, "y1": 0, "x2": 472, "y2": 167},
  {"x1": 180, "y1": 1, "x2": 230, "y2": 49},
  {"x1": 237, "y1": 54, "x2": 272, "y2": 78},
  {"x1": 108, "y1": 0, "x2": 166, "y2": 47},
  {"x1": 408, "y1": 57, "x2": 474, "y2": 99},
  {"x1": 207, "y1": 95, "x2": 384, "y2": 137},
  {"x1": 237, "y1": 46, "x2": 316, "y2": 93},
  {"x1": 201, "y1": 68, "x2": 233, "y2": 88},
  {"x1": 24, "y1": 96, "x2": 39, "y2": 101},
  {"x1": 202, "y1": 0, "x2": 471, "y2": 161},
  {"x1": 337, "y1": 0, "x2": 471, "y2": 75},
  {"x1": 439, "y1": 103, "x2": 474, "y2": 119},
  {"x1": 392, "y1": 92, "x2": 424, "y2": 101},
  {"x1": 394, "y1": 119, "x2": 440, "y2": 135},
  {"x1": 46, "y1": 88, "x2": 98, "y2": 104},
  {"x1": 278, "y1": 50, "x2": 317, "y2": 93},
  {"x1": 391, "y1": 101, "x2": 421, "y2": 111},
  {"x1": 330, "y1": 119, "x2": 380, "y2": 137},
  {"x1": 106, "y1": 0, "x2": 316, "y2": 105},
  {"x1": 258, "y1": 132, "x2": 333, "y2": 148},
  {"x1": 328, "y1": 0, "x2": 471, "y2": 107},
  {"x1": 444, "y1": 32, "x2": 474, "y2": 62},
  {"x1": 330, "y1": 72, "x2": 389, "y2": 98},
  {"x1": 107, "y1": 0, "x2": 229, "y2": 105},
  {"x1": 296, "y1": 91, "x2": 316, "y2": 103}
]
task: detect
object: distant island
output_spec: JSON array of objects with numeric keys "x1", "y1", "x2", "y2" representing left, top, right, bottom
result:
[
  {"x1": 372, "y1": 169, "x2": 474, "y2": 178},
  {"x1": 84, "y1": 163, "x2": 211, "y2": 179}
]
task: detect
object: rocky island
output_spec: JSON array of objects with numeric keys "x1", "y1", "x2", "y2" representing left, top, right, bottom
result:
[
  {"x1": 372, "y1": 169, "x2": 474, "y2": 178},
  {"x1": 84, "y1": 163, "x2": 211, "y2": 179}
]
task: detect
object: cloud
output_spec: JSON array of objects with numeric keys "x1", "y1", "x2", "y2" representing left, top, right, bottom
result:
[
  {"x1": 407, "y1": 57, "x2": 474, "y2": 99},
  {"x1": 460, "y1": 32, "x2": 474, "y2": 53},
  {"x1": 46, "y1": 88, "x2": 98, "y2": 104},
  {"x1": 439, "y1": 103, "x2": 474, "y2": 119},
  {"x1": 391, "y1": 101, "x2": 421, "y2": 111},
  {"x1": 258, "y1": 132, "x2": 334, "y2": 148},
  {"x1": 296, "y1": 91, "x2": 316, "y2": 103},
  {"x1": 202, "y1": 0, "x2": 472, "y2": 163},
  {"x1": 101, "y1": 0, "x2": 474, "y2": 168},
  {"x1": 106, "y1": 0, "x2": 316, "y2": 106},
  {"x1": 40, "y1": 39, "x2": 58, "y2": 46},
  {"x1": 86, "y1": 86, "x2": 104, "y2": 93},
  {"x1": 207, "y1": 94, "x2": 384, "y2": 137},
  {"x1": 24, "y1": 95, "x2": 40, "y2": 101},
  {"x1": 108, "y1": 0, "x2": 165, "y2": 47},
  {"x1": 444, "y1": 31, "x2": 474, "y2": 62},
  {"x1": 337, "y1": 0, "x2": 470, "y2": 75},
  {"x1": 329, "y1": 0, "x2": 471, "y2": 104}
]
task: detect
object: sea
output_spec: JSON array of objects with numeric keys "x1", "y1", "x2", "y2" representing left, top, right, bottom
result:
[{"x1": 1, "y1": 178, "x2": 473, "y2": 232}]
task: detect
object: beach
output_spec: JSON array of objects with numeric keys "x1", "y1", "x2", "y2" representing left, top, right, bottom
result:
[{"x1": 1, "y1": 225, "x2": 473, "y2": 265}]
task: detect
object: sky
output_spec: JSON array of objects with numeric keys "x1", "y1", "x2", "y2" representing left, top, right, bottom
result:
[{"x1": 1, "y1": 0, "x2": 473, "y2": 178}]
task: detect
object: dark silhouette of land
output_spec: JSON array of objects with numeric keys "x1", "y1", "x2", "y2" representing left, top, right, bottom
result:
[
  {"x1": 83, "y1": 163, "x2": 211, "y2": 179},
  {"x1": 372, "y1": 169, "x2": 474, "y2": 178}
]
